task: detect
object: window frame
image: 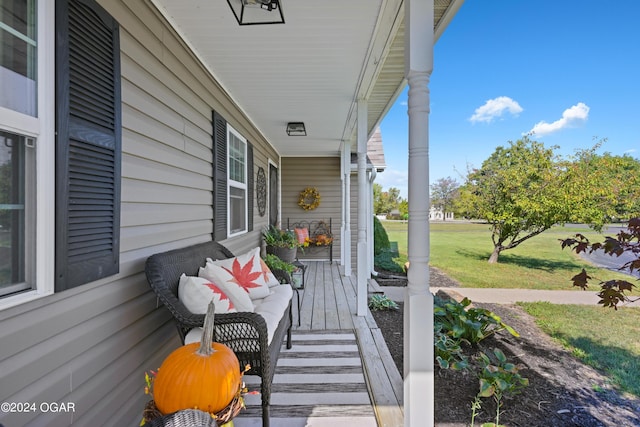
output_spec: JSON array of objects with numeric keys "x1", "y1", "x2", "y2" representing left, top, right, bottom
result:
[
  {"x1": 0, "y1": 0, "x2": 55, "y2": 310},
  {"x1": 226, "y1": 124, "x2": 248, "y2": 237}
]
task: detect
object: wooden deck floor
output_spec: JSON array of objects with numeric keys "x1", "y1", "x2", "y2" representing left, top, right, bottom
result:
[{"x1": 293, "y1": 261, "x2": 404, "y2": 426}]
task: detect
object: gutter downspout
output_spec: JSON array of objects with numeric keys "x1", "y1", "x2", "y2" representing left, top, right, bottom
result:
[
  {"x1": 356, "y1": 99, "x2": 368, "y2": 317},
  {"x1": 342, "y1": 141, "x2": 352, "y2": 275},
  {"x1": 368, "y1": 167, "x2": 377, "y2": 277}
]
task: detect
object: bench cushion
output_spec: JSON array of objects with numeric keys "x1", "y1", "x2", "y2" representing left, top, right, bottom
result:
[
  {"x1": 252, "y1": 284, "x2": 294, "y2": 343},
  {"x1": 184, "y1": 284, "x2": 293, "y2": 345}
]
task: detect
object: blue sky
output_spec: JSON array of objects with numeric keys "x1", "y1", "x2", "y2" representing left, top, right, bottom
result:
[{"x1": 377, "y1": 0, "x2": 640, "y2": 199}]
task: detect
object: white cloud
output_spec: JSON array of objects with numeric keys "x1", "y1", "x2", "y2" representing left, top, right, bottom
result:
[
  {"x1": 469, "y1": 96, "x2": 523, "y2": 123},
  {"x1": 528, "y1": 102, "x2": 590, "y2": 136},
  {"x1": 375, "y1": 168, "x2": 408, "y2": 199}
]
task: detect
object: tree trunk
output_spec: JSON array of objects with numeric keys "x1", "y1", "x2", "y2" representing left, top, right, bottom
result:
[{"x1": 488, "y1": 246, "x2": 501, "y2": 264}]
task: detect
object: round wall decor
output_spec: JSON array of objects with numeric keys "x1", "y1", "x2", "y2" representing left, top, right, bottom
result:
[
  {"x1": 256, "y1": 167, "x2": 267, "y2": 217},
  {"x1": 298, "y1": 186, "x2": 321, "y2": 211}
]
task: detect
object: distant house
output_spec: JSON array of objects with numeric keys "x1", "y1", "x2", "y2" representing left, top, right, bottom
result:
[
  {"x1": 388, "y1": 209, "x2": 402, "y2": 220},
  {"x1": 429, "y1": 207, "x2": 454, "y2": 221}
]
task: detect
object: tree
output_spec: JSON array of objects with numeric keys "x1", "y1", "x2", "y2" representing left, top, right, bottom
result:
[
  {"x1": 398, "y1": 199, "x2": 409, "y2": 219},
  {"x1": 561, "y1": 218, "x2": 639, "y2": 309},
  {"x1": 457, "y1": 137, "x2": 631, "y2": 264},
  {"x1": 563, "y1": 147, "x2": 640, "y2": 222},
  {"x1": 430, "y1": 176, "x2": 459, "y2": 220},
  {"x1": 373, "y1": 183, "x2": 403, "y2": 215},
  {"x1": 373, "y1": 183, "x2": 384, "y2": 214}
]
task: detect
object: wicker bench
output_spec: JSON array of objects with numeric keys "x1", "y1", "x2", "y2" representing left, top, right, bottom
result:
[
  {"x1": 287, "y1": 218, "x2": 334, "y2": 263},
  {"x1": 145, "y1": 241, "x2": 293, "y2": 427}
]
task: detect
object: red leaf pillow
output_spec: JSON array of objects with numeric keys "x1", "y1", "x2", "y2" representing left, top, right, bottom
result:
[
  {"x1": 178, "y1": 274, "x2": 237, "y2": 314},
  {"x1": 202, "y1": 247, "x2": 272, "y2": 301}
]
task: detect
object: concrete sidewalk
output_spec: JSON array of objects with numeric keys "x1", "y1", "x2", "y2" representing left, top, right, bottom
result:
[{"x1": 382, "y1": 286, "x2": 640, "y2": 308}]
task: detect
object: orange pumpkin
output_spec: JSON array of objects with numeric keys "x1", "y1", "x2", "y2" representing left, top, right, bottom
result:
[{"x1": 153, "y1": 301, "x2": 241, "y2": 415}]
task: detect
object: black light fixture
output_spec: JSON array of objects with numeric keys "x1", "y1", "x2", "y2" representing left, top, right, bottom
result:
[
  {"x1": 292, "y1": 260, "x2": 305, "y2": 289},
  {"x1": 286, "y1": 122, "x2": 306, "y2": 136},
  {"x1": 227, "y1": 0, "x2": 285, "y2": 26}
]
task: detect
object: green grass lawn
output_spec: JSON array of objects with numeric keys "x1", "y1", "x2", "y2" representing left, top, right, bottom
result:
[
  {"x1": 381, "y1": 220, "x2": 635, "y2": 291},
  {"x1": 519, "y1": 302, "x2": 640, "y2": 397}
]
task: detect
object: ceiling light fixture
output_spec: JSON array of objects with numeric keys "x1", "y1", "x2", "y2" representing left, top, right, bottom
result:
[
  {"x1": 286, "y1": 122, "x2": 306, "y2": 136},
  {"x1": 226, "y1": 0, "x2": 285, "y2": 25}
]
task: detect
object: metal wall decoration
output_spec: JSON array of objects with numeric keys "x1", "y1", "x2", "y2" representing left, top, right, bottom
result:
[{"x1": 256, "y1": 166, "x2": 267, "y2": 216}]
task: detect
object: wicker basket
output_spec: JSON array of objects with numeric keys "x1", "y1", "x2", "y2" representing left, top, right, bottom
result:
[{"x1": 143, "y1": 393, "x2": 244, "y2": 427}]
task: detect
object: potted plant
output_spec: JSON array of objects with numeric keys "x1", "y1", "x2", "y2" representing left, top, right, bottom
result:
[
  {"x1": 262, "y1": 253, "x2": 296, "y2": 284},
  {"x1": 262, "y1": 225, "x2": 300, "y2": 263}
]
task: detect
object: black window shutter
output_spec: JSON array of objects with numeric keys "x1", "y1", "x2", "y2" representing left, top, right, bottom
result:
[
  {"x1": 212, "y1": 111, "x2": 228, "y2": 240},
  {"x1": 247, "y1": 142, "x2": 254, "y2": 232},
  {"x1": 55, "y1": 0, "x2": 121, "y2": 291}
]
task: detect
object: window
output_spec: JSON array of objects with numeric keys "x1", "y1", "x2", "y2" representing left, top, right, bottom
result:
[
  {"x1": 0, "y1": 0, "x2": 120, "y2": 307},
  {"x1": 0, "y1": 131, "x2": 36, "y2": 297},
  {"x1": 212, "y1": 111, "x2": 254, "y2": 241},
  {"x1": 1, "y1": 0, "x2": 37, "y2": 116},
  {"x1": 0, "y1": 0, "x2": 52, "y2": 305},
  {"x1": 227, "y1": 126, "x2": 247, "y2": 236}
]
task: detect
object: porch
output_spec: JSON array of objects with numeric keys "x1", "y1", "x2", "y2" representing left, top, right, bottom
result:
[{"x1": 237, "y1": 261, "x2": 404, "y2": 426}]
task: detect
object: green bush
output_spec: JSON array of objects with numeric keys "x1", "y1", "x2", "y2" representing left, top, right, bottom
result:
[
  {"x1": 373, "y1": 216, "x2": 390, "y2": 255},
  {"x1": 374, "y1": 249, "x2": 405, "y2": 273}
]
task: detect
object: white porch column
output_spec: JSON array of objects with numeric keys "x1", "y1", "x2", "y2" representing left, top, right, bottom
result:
[
  {"x1": 404, "y1": 0, "x2": 434, "y2": 426},
  {"x1": 356, "y1": 99, "x2": 368, "y2": 316},
  {"x1": 342, "y1": 141, "x2": 352, "y2": 275}
]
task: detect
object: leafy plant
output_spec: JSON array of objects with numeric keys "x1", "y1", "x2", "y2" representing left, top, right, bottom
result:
[
  {"x1": 432, "y1": 296, "x2": 518, "y2": 373},
  {"x1": 262, "y1": 253, "x2": 296, "y2": 275},
  {"x1": 560, "y1": 217, "x2": 640, "y2": 309},
  {"x1": 472, "y1": 348, "x2": 529, "y2": 427},
  {"x1": 368, "y1": 294, "x2": 399, "y2": 311},
  {"x1": 434, "y1": 324, "x2": 469, "y2": 370},
  {"x1": 262, "y1": 225, "x2": 300, "y2": 249},
  {"x1": 434, "y1": 296, "x2": 519, "y2": 345}
]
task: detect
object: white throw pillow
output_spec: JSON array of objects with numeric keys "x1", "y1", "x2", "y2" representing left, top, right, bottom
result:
[
  {"x1": 259, "y1": 257, "x2": 281, "y2": 287},
  {"x1": 206, "y1": 247, "x2": 273, "y2": 299},
  {"x1": 199, "y1": 264, "x2": 255, "y2": 312},
  {"x1": 177, "y1": 274, "x2": 237, "y2": 314}
]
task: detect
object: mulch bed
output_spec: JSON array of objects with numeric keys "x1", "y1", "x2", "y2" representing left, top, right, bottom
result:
[{"x1": 371, "y1": 267, "x2": 640, "y2": 427}]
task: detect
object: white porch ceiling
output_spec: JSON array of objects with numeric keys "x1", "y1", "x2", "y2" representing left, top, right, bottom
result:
[{"x1": 151, "y1": 0, "x2": 460, "y2": 157}]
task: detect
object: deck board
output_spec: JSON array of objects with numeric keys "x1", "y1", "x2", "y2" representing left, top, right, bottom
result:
[
  {"x1": 323, "y1": 262, "x2": 341, "y2": 330},
  {"x1": 291, "y1": 261, "x2": 403, "y2": 426}
]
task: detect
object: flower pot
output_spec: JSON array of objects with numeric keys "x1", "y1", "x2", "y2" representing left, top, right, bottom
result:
[{"x1": 266, "y1": 246, "x2": 297, "y2": 263}]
